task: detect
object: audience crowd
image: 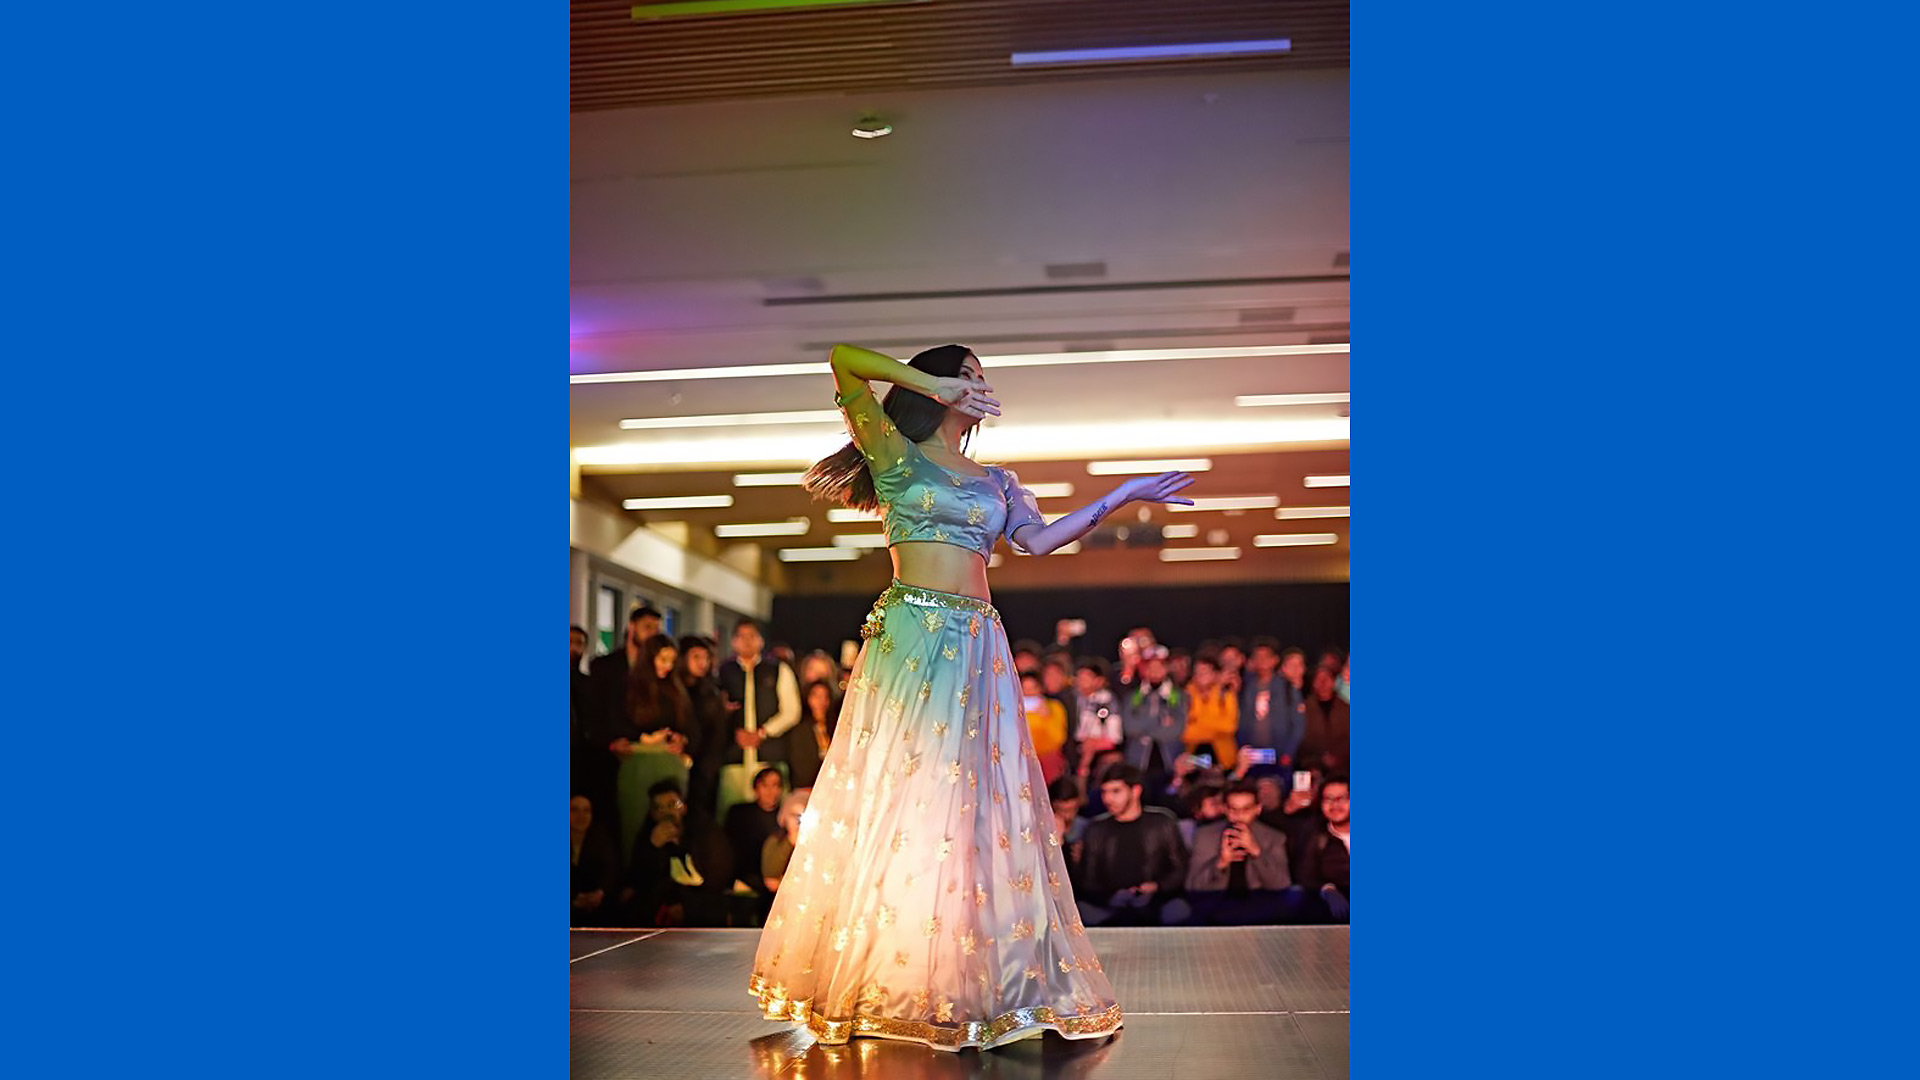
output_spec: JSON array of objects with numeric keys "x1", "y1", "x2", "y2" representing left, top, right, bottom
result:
[{"x1": 572, "y1": 610, "x2": 1350, "y2": 930}]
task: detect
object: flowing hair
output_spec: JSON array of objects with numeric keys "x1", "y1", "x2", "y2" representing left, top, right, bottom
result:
[
  {"x1": 801, "y1": 344, "x2": 975, "y2": 511},
  {"x1": 627, "y1": 633, "x2": 684, "y2": 732}
]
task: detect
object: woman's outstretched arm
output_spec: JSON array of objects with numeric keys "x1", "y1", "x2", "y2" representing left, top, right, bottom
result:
[{"x1": 1008, "y1": 472, "x2": 1196, "y2": 556}]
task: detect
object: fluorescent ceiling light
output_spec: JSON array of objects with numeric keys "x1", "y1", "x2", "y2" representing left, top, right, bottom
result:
[
  {"x1": 1170, "y1": 496, "x2": 1281, "y2": 513},
  {"x1": 778, "y1": 546, "x2": 864, "y2": 562},
  {"x1": 569, "y1": 344, "x2": 1347, "y2": 386},
  {"x1": 620, "y1": 410, "x2": 839, "y2": 431},
  {"x1": 733, "y1": 472, "x2": 809, "y2": 487},
  {"x1": 1012, "y1": 39, "x2": 1291, "y2": 66},
  {"x1": 622, "y1": 494, "x2": 734, "y2": 511},
  {"x1": 988, "y1": 553, "x2": 1005, "y2": 568},
  {"x1": 1253, "y1": 533, "x2": 1340, "y2": 547},
  {"x1": 1023, "y1": 482, "x2": 1076, "y2": 499},
  {"x1": 1087, "y1": 458, "x2": 1214, "y2": 476},
  {"x1": 1304, "y1": 475, "x2": 1350, "y2": 488},
  {"x1": 574, "y1": 417, "x2": 1345, "y2": 469},
  {"x1": 1277, "y1": 506, "x2": 1350, "y2": 520},
  {"x1": 831, "y1": 534, "x2": 890, "y2": 548},
  {"x1": 713, "y1": 518, "x2": 810, "y2": 538},
  {"x1": 1159, "y1": 547, "x2": 1242, "y2": 562},
  {"x1": 1055, "y1": 541, "x2": 1082, "y2": 555},
  {"x1": 633, "y1": 0, "x2": 923, "y2": 20},
  {"x1": 1161, "y1": 523, "x2": 1199, "y2": 539},
  {"x1": 1235, "y1": 393, "x2": 1351, "y2": 408},
  {"x1": 826, "y1": 507, "x2": 880, "y2": 523}
]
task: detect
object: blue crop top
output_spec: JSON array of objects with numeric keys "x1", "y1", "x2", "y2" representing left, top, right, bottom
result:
[{"x1": 833, "y1": 382, "x2": 1047, "y2": 560}]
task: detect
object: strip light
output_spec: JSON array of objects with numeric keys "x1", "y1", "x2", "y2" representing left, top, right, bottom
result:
[
  {"x1": 1161, "y1": 523, "x2": 1199, "y2": 539},
  {"x1": 569, "y1": 344, "x2": 1348, "y2": 385},
  {"x1": 622, "y1": 494, "x2": 734, "y2": 511},
  {"x1": 1304, "y1": 475, "x2": 1350, "y2": 488},
  {"x1": 1169, "y1": 496, "x2": 1280, "y2": 513},
  {"x1": 733, "y1": 472, "x2": 809, "y2": 487},
  {"x1": 1159, "y1": 547, "x2": 1242, "y2": 562},
  {"x1": 1253, "y1": 533, "x2": 1340, "y2": 547},
  {"x1": 1012, "y1": 39, "x2": 1291, "y2": 66},
  {"x1": 1055, "y1": 541, "x2": 1082, "y2": 555},
  {"x1": 827, "y1": 508, "x2": 880, "y2": 523},
  {"x1": 1087, "y1": 458, "x2": 1213, "y2": 476},
  {"x1": 1277, "y1": 506, "x2": 1350, "y2": 520},
  {"x1": 778, "y1": 547, "x2": 863, "y2": 562},
  {"x1": 620, "y1": 410, "x2": 839, "y2": 430},
  {"x1": 831, "y1": 534, "x2": 890, "y2": 548},
  {"x1": 713, "y1": 518, "x2": 810, "y2": 538},
  {"x1": 1234, "y1": 393, "x2": 1350, "y2": 408},
  {"x1": 1023, "y1": 482, "x2": 1076, "y2": 498},
  {"x1": 633, "y1": 0, "x2": 924, "y2": 20}
]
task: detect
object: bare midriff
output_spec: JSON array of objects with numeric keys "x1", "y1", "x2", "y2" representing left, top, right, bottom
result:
[{"x1": 890, "y1": 541, "x2": 992, "y2": 601}]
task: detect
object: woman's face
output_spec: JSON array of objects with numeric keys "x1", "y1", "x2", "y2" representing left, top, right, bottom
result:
[
  {"x1": 654, "y1": 647, "x2": 677, "y2": 678},
  {"x1": 807, "y1": 684, "x2": 831, "y2": 717}
]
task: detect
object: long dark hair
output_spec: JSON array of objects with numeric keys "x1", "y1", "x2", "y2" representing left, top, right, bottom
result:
[
  {"x1": 628, "y1": 633, "x2": 686, "y2": 732},
  {"x1": 801, "y1": 678, "x2": 843, "y2": 739},
  {"x1": 801, "y1": 344, "x2": 975, "y2": 511}
]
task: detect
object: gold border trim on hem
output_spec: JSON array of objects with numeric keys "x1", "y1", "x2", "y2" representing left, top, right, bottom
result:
[{"x1": 748, "y1": 974, "x2": 1123, "y2": 1052}]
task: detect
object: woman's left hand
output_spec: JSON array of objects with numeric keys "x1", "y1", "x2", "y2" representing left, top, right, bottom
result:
[{"x1": 1118, "y1": 471, "x2": 1196, "y2": 506}]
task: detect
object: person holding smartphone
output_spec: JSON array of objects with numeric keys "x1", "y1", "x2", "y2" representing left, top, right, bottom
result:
[
  {"x1": 1234, "y1": 638, "x2": 1306, "y2": 780},
  {"x1": 1184, "y1": 781, "x2": 1299, "y2": 925}
]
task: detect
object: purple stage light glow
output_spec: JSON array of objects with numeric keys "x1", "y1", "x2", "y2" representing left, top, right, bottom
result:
[{"x1": 1010, "y1": 39, "x2": 1292, "y2": 66}]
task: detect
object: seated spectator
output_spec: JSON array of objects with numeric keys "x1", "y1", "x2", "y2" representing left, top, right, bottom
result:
[
  {"x1": 1185, "y1": 781, "x2": 1305, "y2": 925},
  {"x1": 1168, "y1": 647, "x2": 1193, "y2": 688},
  {"x1": 1182, "y1": 654, "x2": 1240, "y2": 770},
  {"x1": 1069, "y1": 658, "x2": 1120, "y2": 782},
  {"x1": 622, "y1": 779, "x2": 732, "y2": 927},
  {"x1": 1299, "y1": 664, "x2": 1351, "y2": 774},
  {"x1": 786, "y1": 680, "x2": 838, "y2": 790},
  {"x1": 1021, "y1": 670, "x2": 1070, "y2": 782},
  {"x1": 570, "y1": 794, "x2": 617, "y2": 927},
  {"x1": 724, "y1": 767, "x2": 787, "y2": 913},
  {"x1": 1293, "y1": 776, "x2": 1351, "y2": 923},
  {"x1": 1075, "y1": 764, "x2": 1189, "y2": 927},
  {"x1": 1077, "y1": 748, "x2": 1125, "y2": 820},
  {"x1": 761, "y1": 789, "x2": 808, "y2": 894},
  {"x1": 1011, "y1": 638, "x2": 1045, "y2": 676},
  {"x1": 1048, "y1": 775, "x2": 1087, "y2": 850},
  {"x1": 1120, "y1": 645, "x2": 1188, "y2": 796},
  {"x1": 1176, "y1": 776, "x2": 1227, "y2": 849}
]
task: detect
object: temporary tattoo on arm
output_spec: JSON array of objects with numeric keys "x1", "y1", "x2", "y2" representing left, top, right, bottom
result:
[{"x1": 1088, "y1": 499, "x2": 1110, "y2": 524}]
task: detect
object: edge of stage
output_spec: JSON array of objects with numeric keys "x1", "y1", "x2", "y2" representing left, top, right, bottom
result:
[{"x1": 572, "y1": 926, "x2": 1349, "y2": 1079}]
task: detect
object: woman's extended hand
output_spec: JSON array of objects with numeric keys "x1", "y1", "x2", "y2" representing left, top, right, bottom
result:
[
  {"x1": 1117, "y1": 471, "x2": 1196, "y2": 506},
  {"x1": 928, "y1": 377, "x2": 1001, "y2": 419}
]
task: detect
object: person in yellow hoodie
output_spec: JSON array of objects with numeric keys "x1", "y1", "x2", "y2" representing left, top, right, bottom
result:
[
  {"x1": 1183, "y1": 653, "x2": 1240, "y2": 769},
  {"x1": 1021, "y1": 669, "x2": 1071, "y2": 782}
]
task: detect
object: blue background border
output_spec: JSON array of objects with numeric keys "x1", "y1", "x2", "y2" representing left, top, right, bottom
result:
[{"x1": 7, "y1": 1, "x2": 1919, "y2": 1076}]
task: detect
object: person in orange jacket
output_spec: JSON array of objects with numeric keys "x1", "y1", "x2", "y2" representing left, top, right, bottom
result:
[{"x1": 1182, "y1": 653, "x2": 1240, "y2": 769}]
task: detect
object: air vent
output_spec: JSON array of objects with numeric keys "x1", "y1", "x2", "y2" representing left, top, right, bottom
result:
[
  {"x1": 1332, "y1": 251, "x2": 1349, "y2": 268},
  {"x1": 1044, "y1": 261, "x2": 1108, "y2": 280},
  {"x1": 1238, "y1": 307, "x2": 1297, "y2": 324}
]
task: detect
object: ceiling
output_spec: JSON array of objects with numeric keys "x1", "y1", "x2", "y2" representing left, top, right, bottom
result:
[
  {"x1": 571, "y1": 17, "x2": 1348, "y2": 592},
  {"x1": 573, "y1": 0, "x2": 1350, "y2": 112}
]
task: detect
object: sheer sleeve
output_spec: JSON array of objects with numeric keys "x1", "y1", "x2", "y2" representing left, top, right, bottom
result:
[
  {"x1": 998, "y1": 466, "x2": 1046, "y2": 553},
  {"x1": 832, "y1": 381, "x2": 910, "y2": 474}
]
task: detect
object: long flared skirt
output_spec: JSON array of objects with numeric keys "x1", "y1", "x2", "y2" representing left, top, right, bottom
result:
[{"x1": 747, "y1": 581, "x2": 1123, "y2": 1051}]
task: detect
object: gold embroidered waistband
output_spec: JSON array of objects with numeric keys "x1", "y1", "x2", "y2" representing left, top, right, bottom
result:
[{"x1": 861, "y1": 580, "x2": 1001, "y2": 638}]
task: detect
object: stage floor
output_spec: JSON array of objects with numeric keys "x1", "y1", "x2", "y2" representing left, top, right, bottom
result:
[{"x1": 571, "y1": 926, "x2": 1349, "y2": 1079}]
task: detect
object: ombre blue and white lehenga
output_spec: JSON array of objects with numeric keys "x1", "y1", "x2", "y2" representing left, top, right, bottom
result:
[{"x1": 746, "y1": 382, "x2": 1124, "y2": 1051}]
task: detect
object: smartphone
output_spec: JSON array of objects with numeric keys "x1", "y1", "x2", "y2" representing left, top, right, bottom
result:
[
  {"x1": 1243, "y1": 747, "x2": 1277, "y2": 766},
  {"x1": 1058, "y1": 618, "x2": 1087, "y2": 638},
  {"x1": 1293, "y1": 770, "x2": 1315, "y2": 793},
  {"x1": 1193, "y1": 752, "x2": 1213, "y2": 768}
]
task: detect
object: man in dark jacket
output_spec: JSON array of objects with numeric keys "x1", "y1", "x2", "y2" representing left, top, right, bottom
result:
[
  {"x1": 583, "y1": 608, "x2": 662, "y2": 841},
  {"x1": 1293, "y1": 776, "x2": 1350, "y2": 923},
  {"x1": 714, "y1": 619, "x2": 801, "y2": 815},
  {"x1": 1298, "y1": 664, "x2": 1351, "y2": 774},
  {"x1": 1074, "y1": 764, "x2": 1189, "y2": 926},
  {"x1": 1235, "y1": 637, "x2": 1307, "y2": 779},
  {"x1": 1185, "y1": 781, "x2": 1303, "y2": 925}
]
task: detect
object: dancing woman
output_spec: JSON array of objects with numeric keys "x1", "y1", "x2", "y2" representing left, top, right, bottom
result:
[{"x1": 746, "y1": 343, "x2": 1194, "y2": 1050}]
